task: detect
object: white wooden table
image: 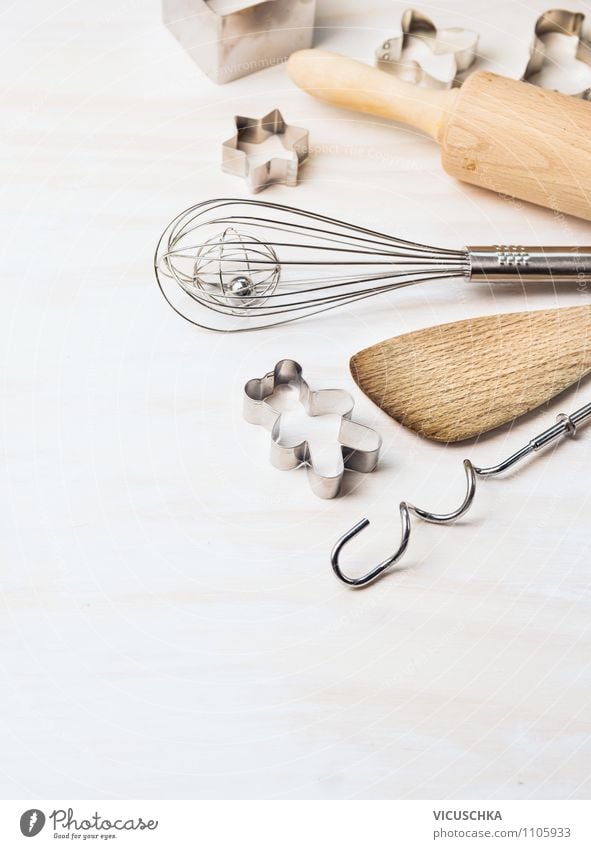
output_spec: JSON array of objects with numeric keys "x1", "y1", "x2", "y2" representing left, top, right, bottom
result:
[{"x1": 2, "y1": 0, "x2": 590, "y2": 799}]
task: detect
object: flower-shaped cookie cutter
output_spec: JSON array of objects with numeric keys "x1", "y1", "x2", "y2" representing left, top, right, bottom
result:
[
  {"x1": 375, "y1": 7, "x2": 479, "y2": 89},
  {"x1": 222, "y1": 110, "x2": 309, "y2": 193},
  {"x1": 244, "y1": 359, "x2": 381, "y2": 499}
]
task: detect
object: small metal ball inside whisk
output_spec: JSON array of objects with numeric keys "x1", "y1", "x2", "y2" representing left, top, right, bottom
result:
[
  {"x1": 191, "y1": 226, "x2": 280, "y2": 310},
  {"x1": 154, "y1": 198, "x2": 591, "y2": 332}
]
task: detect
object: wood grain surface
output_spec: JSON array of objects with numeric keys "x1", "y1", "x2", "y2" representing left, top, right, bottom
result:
[
  {"x1": 350, "y1": 306, "x2": 591, "y2": 442},
  {"x1": 441, "y1": 72, "x2": 591, "y2": 222}
]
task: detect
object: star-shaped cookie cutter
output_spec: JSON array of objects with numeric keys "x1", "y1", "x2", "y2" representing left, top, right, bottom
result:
[
  {"x1": 222, "y1": 109, "x2": 309, "y2": 193},
  {"x1": 243, "y1": 359, "x2": 381, "y2": 499},
  {"x1": 375, "y1": 7, "x2": 479, "y2": 89},
  {"x1": 521, "y1": 9, "x2": 591, "y2": 100}
]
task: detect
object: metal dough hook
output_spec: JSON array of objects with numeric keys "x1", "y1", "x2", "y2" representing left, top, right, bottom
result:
[{"x1": 332, "y1": 401, "x2": 591, "y2": 587}]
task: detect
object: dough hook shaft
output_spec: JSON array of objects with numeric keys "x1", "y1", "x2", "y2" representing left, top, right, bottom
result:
[{"x1": 331, "y1": 401, "x2": 591, "y2": 587}]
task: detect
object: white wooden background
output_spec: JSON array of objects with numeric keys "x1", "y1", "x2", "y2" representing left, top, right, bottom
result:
[{"x1": 2, "y1": 0, "x2": 590, "y2": 799}]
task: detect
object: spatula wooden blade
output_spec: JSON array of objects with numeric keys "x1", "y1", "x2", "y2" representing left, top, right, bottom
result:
[{"x1": 350, "y1": 305, "x2": 591, "y2": 442}]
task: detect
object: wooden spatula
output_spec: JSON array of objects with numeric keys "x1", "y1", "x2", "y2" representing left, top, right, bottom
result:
[{"x1": 350, "y1": 305, "x2": 591, "y2": 442}]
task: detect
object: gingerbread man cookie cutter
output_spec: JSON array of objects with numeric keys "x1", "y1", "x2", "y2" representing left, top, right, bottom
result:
[
  {"x1": 521, "y1": 9, "x2": 591, "y2": 100},
  {"x1": 222, "y1": 110, "x2": 309, "y2": 193},
  {"x1": 375, "y1": 8, "x2": 479, "y2": 89},
  {"x1": 244, "y1": 359, "x2": 381, "y2": 499}
]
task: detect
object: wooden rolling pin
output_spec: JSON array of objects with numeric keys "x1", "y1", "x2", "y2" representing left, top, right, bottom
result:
[
  {"x1": 350, "y1": 305, "x2": 591, "y2": 442},
  {"x1": 288, "y1": 50, "x2": 591, "y2": 221}
]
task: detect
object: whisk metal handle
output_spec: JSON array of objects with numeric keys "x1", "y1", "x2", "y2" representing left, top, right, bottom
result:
[{"x1": 467, "y1": 246, "x2": 591, "y2": 283}]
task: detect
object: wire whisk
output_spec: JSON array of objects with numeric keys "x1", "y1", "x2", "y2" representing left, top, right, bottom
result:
[
  {"x1": 154, "y1": 197, "x2": 468, "y2": 331},
  {"x1": 331, "y1": 401, "x2": 591, "y2": 587},
  {"x1": 155, "y1": 198, "x2": 591, "y2": 331}
]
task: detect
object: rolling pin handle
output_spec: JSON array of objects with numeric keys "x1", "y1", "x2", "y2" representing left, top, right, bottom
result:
[{"x1": 287, "y1": 49, "x2": 457, "y2": 139}]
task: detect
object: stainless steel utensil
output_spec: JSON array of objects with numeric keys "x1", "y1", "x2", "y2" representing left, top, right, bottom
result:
[
  {"x1": 155, "y1": 198, "x2": 591, "y2": 332},
  {"x1": 332, "y1": 400, "x2": 591, "y2": 587}
]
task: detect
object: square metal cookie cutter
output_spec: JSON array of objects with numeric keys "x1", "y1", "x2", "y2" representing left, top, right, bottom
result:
[
  {"x1": 244, "y1": 359, "x2": 381, "y2": 499},
  {"x1": 375, "y1": 7, "x2": 479, "y2": 89},
  {"x1": 162, "y1": 0, "x2": 317, "y2": 85},
  {"x1": 222, "y1": 110, "x2": 309, "y2": 193}
]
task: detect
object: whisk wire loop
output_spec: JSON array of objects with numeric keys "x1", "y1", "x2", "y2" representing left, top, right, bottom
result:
[{"x1": 155, "y1": 198, "x2": 468, "y2": 331}]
